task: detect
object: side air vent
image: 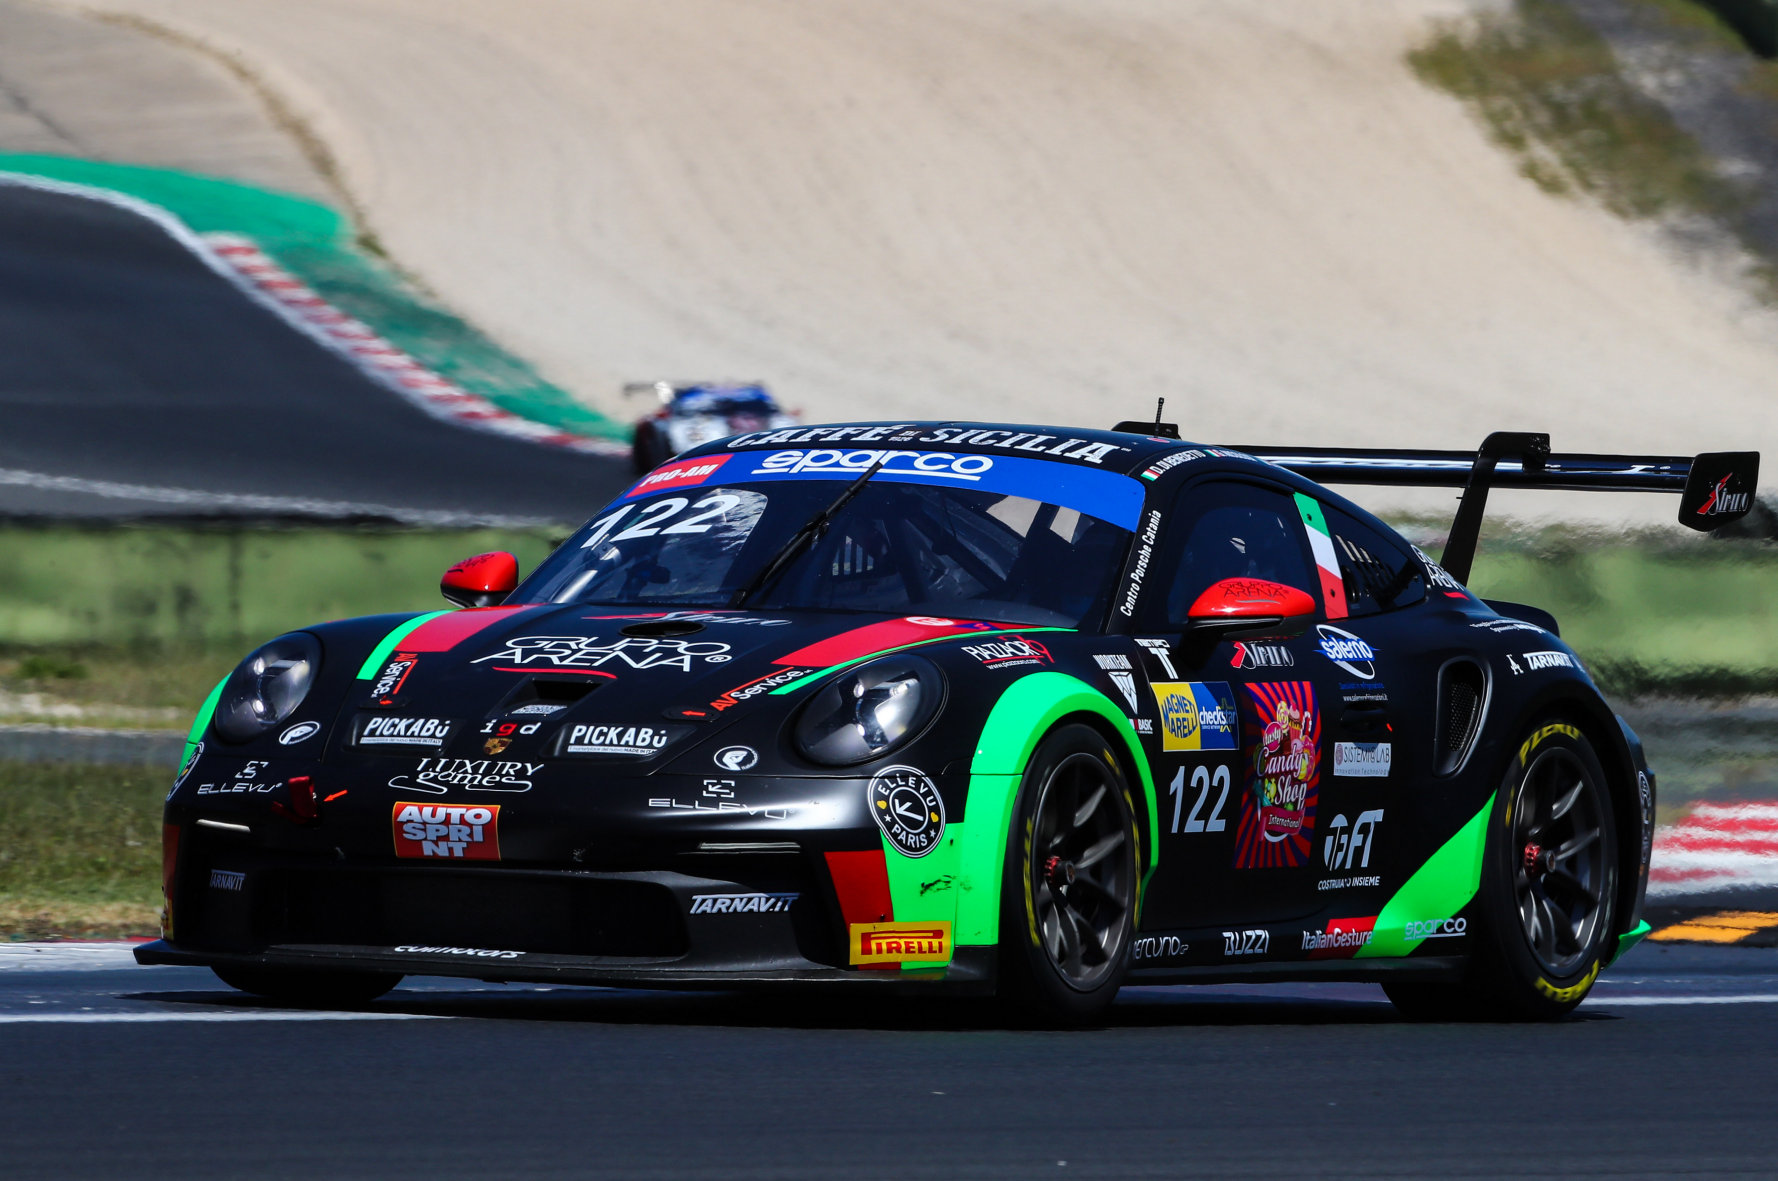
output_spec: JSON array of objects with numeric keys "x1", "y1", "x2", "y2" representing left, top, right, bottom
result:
[{"x1": 1434, "y1": 659, "x2": 1488, "y2": 777}]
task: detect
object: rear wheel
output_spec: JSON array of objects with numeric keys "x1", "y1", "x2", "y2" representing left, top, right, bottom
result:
[
  {"x1": 998, "y1": 723, "x2": 1140, "y2": 1025},
  {"x1": 213, "y1": 965, "x2": 402, "y2": 1006},
  {"x1": 1385, "y1": 720, "x2": 1617, "y2": 1021}
]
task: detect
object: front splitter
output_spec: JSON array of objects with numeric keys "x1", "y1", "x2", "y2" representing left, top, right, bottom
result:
[{"x1": 134, "y1": 939, "x2": 997, "y2": 995}]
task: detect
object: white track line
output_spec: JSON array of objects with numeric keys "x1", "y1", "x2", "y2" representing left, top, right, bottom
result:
[
  {"x1": 0, "y1": 1011, "x2": 451, "y2": 1023},
  {"x1": 0, "y1": 464, "x2": 557, "y2": 528},
  {"x1": 1584, "y1": 994, "x2": 1778, "y2": 1006}
]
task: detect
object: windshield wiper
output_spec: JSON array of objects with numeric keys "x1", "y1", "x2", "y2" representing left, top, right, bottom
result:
[{"x1": 731, "y1": 457, "x2": 887, "y2": 607}]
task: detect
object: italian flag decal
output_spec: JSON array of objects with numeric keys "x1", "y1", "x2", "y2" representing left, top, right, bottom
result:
[{"x1": 1293, "y1": 493, "x2": 1347, "y2": 620}]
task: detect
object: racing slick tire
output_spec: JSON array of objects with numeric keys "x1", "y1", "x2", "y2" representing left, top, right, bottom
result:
[
  {"x1": 213, "y1": 966, "x2": 403, "y2": 1006},
  {"x1": 631, "y1": 422, "x2": 670, "y2": 474},
  {"x1": 1385, "y1": 719, "x2": 1617, "y2": 1022},
  {"x1": 998, "y1": 723, "x2": 1140, "y2": 1026}
]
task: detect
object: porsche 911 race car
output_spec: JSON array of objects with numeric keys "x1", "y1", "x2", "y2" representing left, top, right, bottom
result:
[
  {"x1": 137, "y1": 422, "x2": 1760, "y2": 1022},
  {"x1": 627, "y1": 381, "x2": 797, "y2": 473}
]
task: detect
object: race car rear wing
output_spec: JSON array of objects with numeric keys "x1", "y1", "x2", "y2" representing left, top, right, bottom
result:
[{"x1": 1233, "y1": 432, "x2": 1761, "y2": 583}]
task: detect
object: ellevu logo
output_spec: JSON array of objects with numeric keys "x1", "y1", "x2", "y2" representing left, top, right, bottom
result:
[{"x1": 1108, "y1": 670, "x2": 1140, "y2": 713}]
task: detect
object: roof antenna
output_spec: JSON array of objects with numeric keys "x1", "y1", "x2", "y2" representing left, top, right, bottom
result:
[{"x1": 1152, "y1": 398, "x2": 1165, "y2": 433}]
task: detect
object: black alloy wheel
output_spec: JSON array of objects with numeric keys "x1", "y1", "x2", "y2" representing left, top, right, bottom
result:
[
  {"x1": 1385, "y1": 720, "x2": 1617, "y2": 1022},
  {"x1": 1512, "y1": 743, "x2": 1611, "y2": 978},
  {"x1": 1000, "y1": 723, "x2": 1139, "y2": 1023}
]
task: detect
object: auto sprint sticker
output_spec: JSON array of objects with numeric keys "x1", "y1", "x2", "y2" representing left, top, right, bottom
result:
[
  {"x1": 868, "y1": 766, "x2": 946, "y2": 858},
  {"x1": 474, "y1": 634, "x2": 731, "y2": 672},
  {"x1": 1233, "y1": 681, "x2": 1320, "y2": 869},
  {"x1": 849, "y1": 920, "x2": 953, "y2": 964},
  {"x1": 1150, "y1": 682, "x2": 1238, "y2": 752},
  {"x1": 392, "y1": 802, "x2": 500, "y2": 860}
]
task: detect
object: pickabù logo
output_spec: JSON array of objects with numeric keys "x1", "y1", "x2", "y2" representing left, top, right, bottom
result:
[{"x1": 1315, "y1": 625, "x2": 1377, "y2": 679}]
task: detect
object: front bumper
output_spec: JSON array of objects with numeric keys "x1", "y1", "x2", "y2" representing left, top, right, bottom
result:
[{"x1": 157, "y1": 759, "x2": 986, "y2": 992}]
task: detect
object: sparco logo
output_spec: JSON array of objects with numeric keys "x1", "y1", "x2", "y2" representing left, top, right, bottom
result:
[
  {"x1": 1405, "y1": 917, "x2": 1467, "y2": 940},
  {"x1": 1315, "y1": 625, "x2": 1377, "y2": 679},
  {"x1": 474, "y1": 634, "x2": 731, "y2": 671},
  {"x1": 358, "y1": 716, "x2": 453, "y2": 747},
  {"x1": 562, "y1": 724, "x2": 670, "y2": 756},
  {"x1": 753, "y1": 449, "x2": 995, "y2": 480},
  {"x1": 689, "y1": 893, "x2": 799, "y2": 915}
]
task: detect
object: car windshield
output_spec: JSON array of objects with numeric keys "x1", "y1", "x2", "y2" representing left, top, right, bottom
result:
[{"x1": 515, "y1": 470, "x2": 1137, "y2": 628}]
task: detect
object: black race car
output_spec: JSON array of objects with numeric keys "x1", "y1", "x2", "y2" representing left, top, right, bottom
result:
[{"x1": 137, "y1": 422, "x2": 1760, "y2": 1022}]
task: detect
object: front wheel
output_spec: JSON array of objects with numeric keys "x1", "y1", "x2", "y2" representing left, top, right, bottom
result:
[
  {"x1": 1386, "y1": 720, "x2": 1617, "y2": 1021},
  {"x1": 213, "y1": 965, "x2": 402, "y2": 1006},
  {"x1": 998, "y1": 723, "x2": 1141, "y2": 1025}
]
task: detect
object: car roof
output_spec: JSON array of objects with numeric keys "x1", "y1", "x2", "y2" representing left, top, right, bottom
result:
[{"x1": 677, "y1": 420, "x2": 1278, "y2": 480}]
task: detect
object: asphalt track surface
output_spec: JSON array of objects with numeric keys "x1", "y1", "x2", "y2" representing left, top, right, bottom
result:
[
  {"x1": 4, "y1": 943, "x2": 1777, "y2": 1179},
  {"x1": 0, "y1": 183, "x2": 627, "y2": 525}
]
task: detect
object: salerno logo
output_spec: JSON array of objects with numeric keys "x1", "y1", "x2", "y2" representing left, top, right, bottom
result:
[{"x1": 1315, "y1": 625, "x2": 1376, "y2": 679}]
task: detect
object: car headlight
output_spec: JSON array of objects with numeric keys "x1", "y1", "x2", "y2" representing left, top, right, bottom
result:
[
  {"x1": 792, "y1": 655, "x2": 943, "y2": 766},
  {"x1": 213, "y1": 633, "x2": 321, "y2": 743}
]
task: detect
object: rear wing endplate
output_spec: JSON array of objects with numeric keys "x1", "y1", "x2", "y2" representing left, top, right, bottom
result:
[{"x1": 1236, "y1": 432, "x2": 1760, "y2": 583}]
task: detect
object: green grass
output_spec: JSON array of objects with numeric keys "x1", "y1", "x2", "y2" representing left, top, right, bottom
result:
[
  {"x1": 0, "y1": 762, "x2": 166, "y2": 938},
  {"x1": 1465, "y1": 531, "x2": 1778, "y2": 696},
  {"x1": 1407, "y1": 0, "x2": 1778, "y2": 299},
  {"x1": 1410, "y1": 0, "x2": 1741, "y2": 215}
]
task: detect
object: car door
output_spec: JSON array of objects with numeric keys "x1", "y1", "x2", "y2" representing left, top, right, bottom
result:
[
  {"x1": 1296, "y1": 499, "x2": 1429, "y2": 910},
  {"x1": 1130, "y1": 477, "x2": 1340, "y2": 933}
]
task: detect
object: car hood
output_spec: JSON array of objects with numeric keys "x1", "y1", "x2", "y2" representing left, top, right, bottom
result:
[{"x1": 332, "y1": 604, "x2": 1042, "y2": 765}]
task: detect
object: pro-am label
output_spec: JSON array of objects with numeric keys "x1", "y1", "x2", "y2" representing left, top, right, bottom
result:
[
  {"x1": 353, "y1": 714, "x2": 456, "y2": 749},
  {"x1": 868, "y1": 766, "x2": 946, "y2": 858},
  {"x1": 392, "y1": 801, "x2": 500, "y2": 860},
  {"x1": 555, "y1": 723, "x2": 679, "y2": 757}
]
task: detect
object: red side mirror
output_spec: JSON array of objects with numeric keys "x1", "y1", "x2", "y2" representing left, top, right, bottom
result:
[
  {"x1": 442, "y1": 551, "x2": 518, "y2": 608},
  {"x1": 1186, "y1": 577, "x2": 1319, "y2": 623}
]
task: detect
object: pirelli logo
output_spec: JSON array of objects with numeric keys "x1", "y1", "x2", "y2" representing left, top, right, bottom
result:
[{"x1": 848, "y1": 920, "x2": 952, "y2": 965}]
